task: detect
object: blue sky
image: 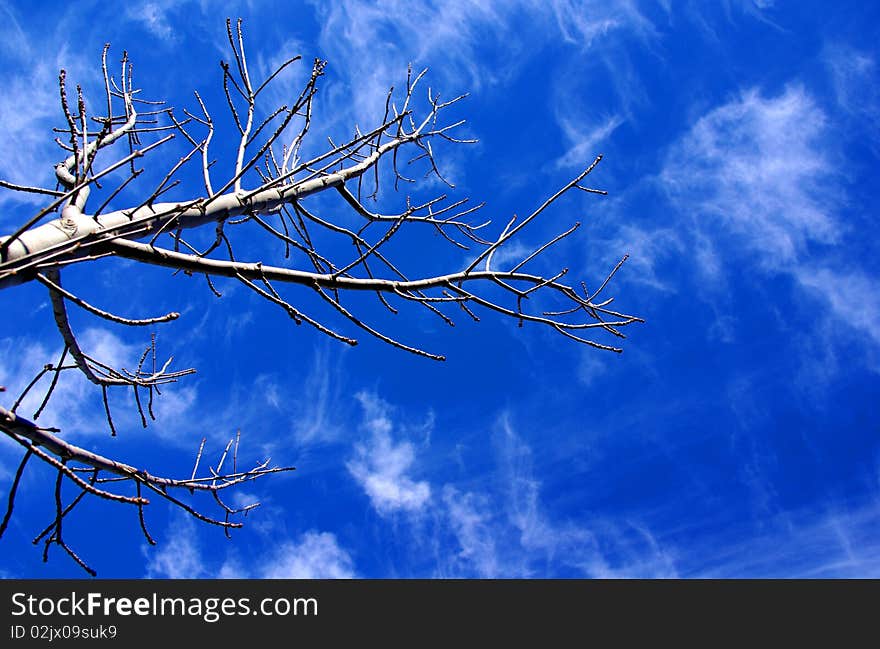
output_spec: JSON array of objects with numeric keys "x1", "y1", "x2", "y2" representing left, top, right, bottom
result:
[{"x1": 0, "y1": 0, "x2": 879, "y2": 578}]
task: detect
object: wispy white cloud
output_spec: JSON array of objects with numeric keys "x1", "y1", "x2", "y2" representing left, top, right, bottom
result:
[
  {"x1": 128, "y1": 346, "x2": 342, "y2": 454},
  {"x1": 124, "y1": 0, "x2": 248, "y2": 44},
  {"x1": 0, "y1": 4, "x2": 105, "y2": 214},
  {"x1": 347, "y1": 392, "x2": 431, "y2": 516},
  {"x1": 823, "y1": 43, "x2": 880, "y2": 144},
  {"x1": 151, "y1": 384, "x2": 199, "y2": 434},
  {"x1": 290, "y1": 347, "x2": 343, "y2": 446},
  {"x1": 441, "y1": 486, "x2": 501, "y2": 578},
  {"x1": 337, "y1": 393, "x2": 685, "y2": 576},
  {"x1": 144, "y1": 513, "x2": 207, "y2": 578},
  {"x1": 147, "y1": 514, "x2": 356, "y2": 579},
  {"x1": 659, "y1": 84, "x2": 880, "y2": 355},
  {"x1": 495, "y1": 413, "x2": 554, "y2": 551},
  {"x1": 257, "y1": 531, "x2": 356, "y2": 579},
  {"x1": 592, "y1": 223, "x2": 684, "y2": 293},
  {"x1": 0, "y1": 337, "x2": 51, "y2": 399},
  {"x1": 680, "y1": 501, "x2": 880, "y2": 578},
  {"x1": 555, "y1": 113, "x2": 625, "y2": 170},
  {"x1": 492, "y1": 412, "x2": 678, "y2": 577},
  {"x1": 577, "y1": 349, "x2": 608, "y2": 387},
  {"x1": 126, "y1": 2, "x2": 176, "y2": 41},
  {"x1": 486, "y1": 412, "x2": 876, "y2": 578},
  {"x1": 824, "y1": 44, "x2": 877, "y2": 108},
  {"x1": 722, "y1": 0, "x2": 778, "y2": 16},
  {"x1": 0, "y1": 453, "x2": 11, "y2": 494},
  {"x1": 482, "y1": 240, "x2": 530, "y2": 270},
  {"x1": 662, "y1": 85, "x2": 838, "y2": 270},
  {"x1": 308, "y1": 0, "x2": 506, "y2": 120},
  {"x1": 796, "y1": 267, "x2": 880, "y2": 350},
  {"x1": 547, "y1": 0, "x2": 654, "y2": 46},
  {"x1": 0, "y1": 55, "x2": 69, "y2": 210},
  {"x1": 413, "y1": 412, "x2": 678, "y2": 577},
  {"x1": 308, "y1": 0, "x2": 655, "y2": 131},
  {"x1": 250, "y1": 36, "x2": 310, "y2": 134},
  {"x1": 0, "y1": 2, "x2": 27, "y2": 58}
]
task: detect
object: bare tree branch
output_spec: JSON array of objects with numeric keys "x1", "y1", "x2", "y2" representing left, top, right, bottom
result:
[{"x1": 0, "y1": 18, "x2": 641, "y2": 574}]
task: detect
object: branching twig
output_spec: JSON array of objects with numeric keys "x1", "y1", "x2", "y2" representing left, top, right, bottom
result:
[{"x1": 0, "y1": 19, "x2": 640, "y2": 575}]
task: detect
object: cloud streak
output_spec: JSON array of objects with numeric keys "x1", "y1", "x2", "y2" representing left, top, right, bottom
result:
[
  {"x1": 347, "y1": 392, "x2": 432, "y2": 516},
  {"x1": 256, "y1": 531, "x2": 356, "y2": 579},
  {"x1": 662, "y1": 85, "x2": 837, "y2": 269},
  {"x1": 308, "y1": 0, "x2": 655, "y2": 131},
  {"x1": 658, "y1": 83, "x2": 880, "y2": 355},
  {"x1": 146, "y1": 516, "x2": 356, "y2": 579},
  {"x1": 144, "y1": 514, "x2": 207, "y2": 579},
  {"x1": 343, "y1": 397, "x2": 680, "y2": 578}
]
